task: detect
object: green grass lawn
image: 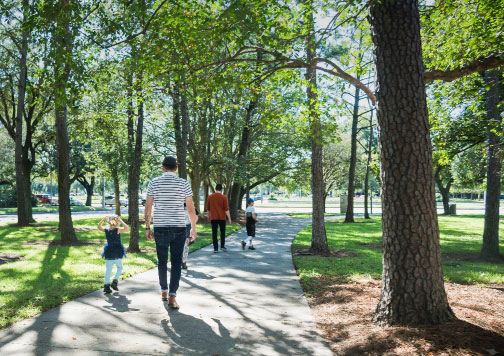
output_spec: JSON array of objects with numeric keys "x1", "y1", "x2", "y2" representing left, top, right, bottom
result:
[
  {"x1": 287, "y1": 213, "x2": 342, "y2": 219},
  {"x1": 0, "y1": 218, "x2": 242, "y2": 329},
  {"x1": 0, "y1": 206, "x2": 109, "y2": 215},
  {"x1": 293, "y1": 215, "x2": 504, "y2": 294}
]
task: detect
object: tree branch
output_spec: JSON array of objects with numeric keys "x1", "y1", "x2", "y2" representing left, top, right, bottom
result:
[{"x1": 425, "y1": 53, "x2": 504, "y2": 82}]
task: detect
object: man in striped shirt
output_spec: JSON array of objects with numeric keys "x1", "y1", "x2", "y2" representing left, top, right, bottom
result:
[{"x1": 145, "y1": 156, "x2": 198, "y2": 309}]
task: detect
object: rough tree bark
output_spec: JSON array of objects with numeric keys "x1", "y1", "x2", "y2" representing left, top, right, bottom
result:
[
  {"x1": 305, "y1": 0, "x2": 329, "y2": 254},
  {"x1": 481, "y1": 69, "x2": 502, "y2": 260},
  {"x1": 345, "y1": 79, "x2": 361, "y2": 223},
  {"x1": 369, "y1": 0, "x2": 455, "y2": 325},
  {"x1": 54, "y1": 0, "x2": 77, "y2": 243}
]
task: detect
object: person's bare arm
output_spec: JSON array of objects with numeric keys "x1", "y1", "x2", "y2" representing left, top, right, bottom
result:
[
  {"x1": 97, "y1": 216, "x2": 108, "y2": 232},
  {"x1": 252, "y1": 212, "x2": 258, "y2": 222},
  {"x1": 118, "y1": 217, "x2": 129, "y2": 233},
  {"x1": 186, "y1": 197, "x2": 198, "y2": 241},
  {"x1": 145, "y1": 196, "x2": 154, "y2": 241},
  {"x1": 225, "y1": 210, "x2": 232, "y2": 224}
]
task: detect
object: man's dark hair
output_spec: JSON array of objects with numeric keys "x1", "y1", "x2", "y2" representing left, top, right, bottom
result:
[
  {"x1": 215, "y1": 183, "x2": 223, "y2": 191},
  {"x1": 162, "y1": 156, "x2": 177, "y2": 170}
]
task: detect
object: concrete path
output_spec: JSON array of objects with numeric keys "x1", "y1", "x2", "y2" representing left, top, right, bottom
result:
[{"x1": 0, "y1": 213, "x2": 333, "y2": 356}]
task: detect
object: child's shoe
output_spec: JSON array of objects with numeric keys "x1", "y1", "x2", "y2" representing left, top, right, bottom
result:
[
  {"x1": 248, "y1": 246, "x2": 256, "y2": 250},
  {"x1": 111, "y1": 279, "x2": 119, "y2": 291},
  {"x1": 182, "y1": 262, "x2": 187, "y2": 270},
  {"x1": 104, "y1": 284, "x2": 112, "y2": 294},
  {"x1": 241, "y1": 241, "x2": 246, "y2": 250}
]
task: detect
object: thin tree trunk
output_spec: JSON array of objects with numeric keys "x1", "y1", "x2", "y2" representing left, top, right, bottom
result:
[
  {"x1": 305, "y1": 0, "x2": 329, "y2": 254},
  {"x1": 345, "y1": 80, "x2": 361, "y2": 223},
  {"x1": 364, "y1": 111, "x2": 374, "y2": 219},
  {"x1": 112, "y1": 170, "x2": 121, "y2": 216},
  {"x1": 171, "y1": 84, "x2": 188, "y2": 179},
  {"x1": 127, "y1": 77, "x2": 143, "y2": 253},
  {"x1": 481, "y1": 69, "x2": 502, "y2": 260},
  {"x1": 54, "y1": 0, "x2": 76, "y2": 243},
  {"x1": 434, "y1": 167, "x2": 452, "y2": 215},
  {"x1": 15, "y1": 13, "x2": 29, "y2": 226},
  {"x1": 369, "y1": 0, "x2": 454, "y2": 325}
]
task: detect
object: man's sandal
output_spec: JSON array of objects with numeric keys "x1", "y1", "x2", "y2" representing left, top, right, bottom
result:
[{"x1": 161, "y1": 292, "x2": 168, "y2": 301}]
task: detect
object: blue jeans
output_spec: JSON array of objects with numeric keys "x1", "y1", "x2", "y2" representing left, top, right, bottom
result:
[
  {"x1": 154, "y1": 226, "x2": 186, "y2": 296},
  {"x1": 104, "y1": 259, "x2": 123, "y2": 284}
]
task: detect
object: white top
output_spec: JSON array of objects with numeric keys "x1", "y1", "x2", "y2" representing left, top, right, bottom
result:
[
  {"x1": 246, "y1": 206, "x2": 256, "y2": 217},
  {"x1": 147, "y1": 172, "x2": 193, "y2": 227}
]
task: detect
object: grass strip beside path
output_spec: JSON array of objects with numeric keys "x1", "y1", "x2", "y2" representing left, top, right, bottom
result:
[
  {"x1": 293, "y1": 215, "x2": 504, "y2": 295},
  {"x1": 0, "y1": 218, "x2": 242, "y2": 329},
  {"x1": 0, "y1": 206, "x2": 109, "y2": 215}
]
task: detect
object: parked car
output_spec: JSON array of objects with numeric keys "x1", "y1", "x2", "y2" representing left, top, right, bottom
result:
[
  {"x1": 138, "y1": 195, "x2": 146, "y2": 206},
  {"x1": 103, "y1": 195, "x2": 128, "y2": 207},
  {"x1": 69, "y1": 197, "x2": 84, "y2": 206},
  {"x1": 35, "y1": 194, "x2": 56, "y2": 205}
]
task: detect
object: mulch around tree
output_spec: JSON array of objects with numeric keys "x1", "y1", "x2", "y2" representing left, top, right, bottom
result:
[
  {"x1": 306, "y1": 277, "x2": 504, "y2": 356},
  {"x1": 0, "y1": 253, "x2": 24, "y2": 265}
]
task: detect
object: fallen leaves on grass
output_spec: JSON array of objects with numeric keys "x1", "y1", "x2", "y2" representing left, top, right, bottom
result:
[{"x1": 305, "y1": 276, "x2": 504, "y2": 356}]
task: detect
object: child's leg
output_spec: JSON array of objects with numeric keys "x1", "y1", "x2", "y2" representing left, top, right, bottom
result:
[
  {"x1": 182, "y1": 238, "x2": 190, "y2": 262},
  {"x1": 113, "y1": 259, "x2": 123, "y2": 281},
  {"x1": 243, "y1": 236, "x2": 253, "y2": 244},
  {"x1": 104, "y1": 260, "x2": 114, "y2": 285}
]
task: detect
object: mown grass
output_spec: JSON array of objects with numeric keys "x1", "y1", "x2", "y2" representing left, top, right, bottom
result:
[
  {"x1": 0, "y1": 206, "x2": 108, "y2": 215},
  {"x1": 287, "y1": 213, "x2": 342, "y2": 219},
  {"x1": 0, "y1": 218, "x2": 242, "y2": 329},
  {"x1": 293, "y1": 215, "x2": 504, "y2": 294}
]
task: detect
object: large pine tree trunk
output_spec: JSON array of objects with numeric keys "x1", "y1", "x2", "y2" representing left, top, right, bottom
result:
[
  {"x1": 481, "y1": 69, "x2": 502, "y2": 260},
  {"x1": 345, "y1": 82, "x2": 361, "y2": 223},
  {"x1": 54, "y1": 0, "x2": 76, "y2": 243},
  {"x1": 305, "y1": 0, "x2": 329, "y2": 254},
  {"x1": 15, "y1": 24, "x2": 29, "y2": 226},
  {"x1": 369, "y1": 0, "x2": 454, "y2": 325}
]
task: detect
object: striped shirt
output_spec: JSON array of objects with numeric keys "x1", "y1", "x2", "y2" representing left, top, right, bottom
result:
[{"x1": 146, "y1": 172, "x2": 193, "y2": 227}]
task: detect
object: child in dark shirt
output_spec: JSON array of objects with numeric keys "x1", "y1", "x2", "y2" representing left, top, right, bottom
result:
[{"x1": 98, "y1": 215, "x2": 129, "y2": 294}]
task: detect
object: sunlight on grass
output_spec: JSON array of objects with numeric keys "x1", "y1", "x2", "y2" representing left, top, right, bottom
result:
[
  {"x1": 0, "y1": 217, "x2": 242, "y2": 329},
  {"x1": 293, "y1": 216, "x2": 504, "y2": 294}
]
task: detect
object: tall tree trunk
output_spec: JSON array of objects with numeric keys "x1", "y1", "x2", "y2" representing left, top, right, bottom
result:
[
  {"x1": 127, "y1": 78, "x2": 143, "y2": 253},
  {"x1": 305, "y1": 0, "x2": 329, "y2": 254},
  {"x1": 364, "y1": 111, "x2": 374, "y2": 219},
  {"x1": 112, "y1": 169, "x2": 121, "y2": 216},
  {"x1": 481, "y1": 69, "x2": 502, "y2": 260},
  {"x1": 15, "y1": 13, "x2": 29, "y2": 226},
  {"x1": 189, "y1": 166, "x2": 202, "y2": 212},
  {"x1": 369, "y1": 0, "x2": 454, "y2": 325},
  {"x1": 54, "y1": 0, "x2": 76, "y2": 243},
  {"x1": 345, "y1": 80, "x2": 361, "y2": 223},
  {"x1": 172, "y1": 84, "x2": 188, "y2": 179}
]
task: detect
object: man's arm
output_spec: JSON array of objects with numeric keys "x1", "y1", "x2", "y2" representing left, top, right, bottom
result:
[
  {"x1": 145, "y1": 196, "x2": 154, "y2": 241},
  {"x1": 186, "y1": 197, "x2": 198, "y2": 241},
  {"x1": 225, "y1": 210, "x2": 232, "y2": 224}
]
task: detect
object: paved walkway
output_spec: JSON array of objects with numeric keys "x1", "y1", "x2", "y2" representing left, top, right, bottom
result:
[{"x1": 0, "y1": 213, "x2": 333, "y2": 356}]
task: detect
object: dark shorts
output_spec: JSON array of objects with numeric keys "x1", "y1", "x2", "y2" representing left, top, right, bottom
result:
[{"x1": 246, "y1": 223, "x2": 255, "y2": 237}]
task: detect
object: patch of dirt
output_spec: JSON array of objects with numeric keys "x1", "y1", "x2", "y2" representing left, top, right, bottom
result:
[
  {"x1": 306, "y1": 277, "x2": 504, "y2": 355},
  {"x1": 23, "y1": 240, "x2": 103, "y2": 246},
  {"x1": 0, "y1": 253, "x2": 24, "y2": 265},
  {"x1": 6, "y1": 223, "x2": 53, "y2": 228},
  {"x1": 293, "y1": 249, "x2": 358, "y2": 258}
]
